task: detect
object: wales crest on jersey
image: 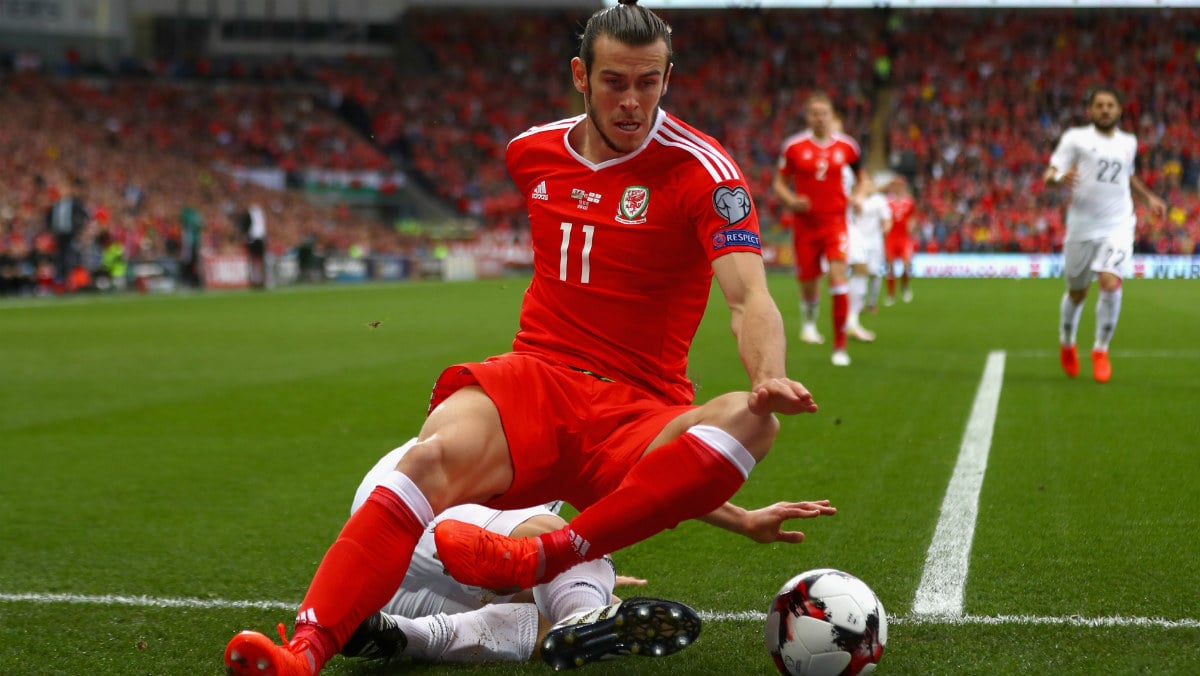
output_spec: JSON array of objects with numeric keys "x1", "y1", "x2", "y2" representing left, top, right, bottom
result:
[{"x1": 616, "y1": 186, "x2": 649, "y2": 224}]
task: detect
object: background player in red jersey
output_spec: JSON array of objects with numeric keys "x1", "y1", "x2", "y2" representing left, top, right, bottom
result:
[
  {"x1": 883, "y1": 176, "x2": 917, "y2": 305},
  {"x1": 224, "y1": 2, "x2": 828, "y2": 675},
  {"x1": 773, "y1": 93, "x2": 869, "y2": 366}
]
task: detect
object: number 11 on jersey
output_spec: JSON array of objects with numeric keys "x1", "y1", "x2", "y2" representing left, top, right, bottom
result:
[{"x1": 559, "y1": 222, "x2": 595, "y2": 284}]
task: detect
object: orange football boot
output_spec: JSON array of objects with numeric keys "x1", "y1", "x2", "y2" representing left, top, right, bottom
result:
[
  {"x1": 1091, "y1": 349, "x2": 1112, "y2": 383},
  {"x1": 1059, "y1": 345, "x2": 1079, "y2": 378},
  {"x1": 225, "y1": 624, "x2": 313, "y2": 676},
  {"x1": 433, "y1": 519, "x2": 543, "y2": 593}
]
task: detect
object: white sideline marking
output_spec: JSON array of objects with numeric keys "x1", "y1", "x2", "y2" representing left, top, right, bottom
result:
[
  {"x1": 911, "y1": 350, "x2": 1005, "y2": 617},
  {"x1": 701, "y1": 611, "x2": 1200, "y2": 630},
  {"x1": 0, "y1": 591, "x2": 293, "y2": 611},
  {"x1": 2, "y1": 592, "x2": 1198, "y2": 629}
]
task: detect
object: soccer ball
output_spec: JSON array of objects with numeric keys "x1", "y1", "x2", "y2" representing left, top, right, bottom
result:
[{"x1": 764, "y1": 568, "x2": 887, "y2": 676}]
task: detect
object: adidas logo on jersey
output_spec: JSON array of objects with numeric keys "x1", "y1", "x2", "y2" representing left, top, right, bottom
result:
[{"x1": 532, "y1": 181, "x2": 549, "y2": 201}]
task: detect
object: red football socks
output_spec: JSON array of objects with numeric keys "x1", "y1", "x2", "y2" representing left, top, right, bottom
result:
[
  {"x1": 291, "y1": 486, "x2": 424, "y2": 670},
  {"x1": 832, "y1": 291, "x2": 849, "y2": 350},
  {"x1": 538, "y1": 432, "x2": 746, "y2": 580}
]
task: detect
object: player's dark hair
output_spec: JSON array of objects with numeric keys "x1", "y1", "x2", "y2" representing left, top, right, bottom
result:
[
  {"x1": 578, "y1": 0, "x2": 673, "y2": 75},
  {"x1": 806, "y1": 91, "x2": 835, "y2": 110},
  {"x1": 1085, "y1": 85, "x2": 1122, "y2": 106}
]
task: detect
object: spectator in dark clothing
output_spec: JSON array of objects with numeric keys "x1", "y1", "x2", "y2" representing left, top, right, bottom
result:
[
  {"x1": 45, "y1": 181, "x2": 88, "y2": 289},
  {"x1": 180, "y1": 204, "x2": 204, "y2": 288}
]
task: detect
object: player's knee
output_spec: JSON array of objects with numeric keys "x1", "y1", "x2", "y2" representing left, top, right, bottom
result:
[
  {"x1": 721, "y1": 395, "x2": 780, "y2": 460},
  {"x1": 744, "y1": 413, "x2": 781, "y2": 461},
  {"x1": 394, "y1": 438, "x2": 449, "y2": 490},
  {"x1": 399, "y1": 435, "x2": 514, "y2": 509}
]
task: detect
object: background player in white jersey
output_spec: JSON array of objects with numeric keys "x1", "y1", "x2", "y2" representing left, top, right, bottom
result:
[
  {"x1": 339, "y1": 439, "x2": 837, "y2": 666},
  {"x1": 1043, "y1": 85, "x2": 1166, "y2": 383},
  {"x1": 845, "y1": 185, "x2": 891, "y2": 342}
]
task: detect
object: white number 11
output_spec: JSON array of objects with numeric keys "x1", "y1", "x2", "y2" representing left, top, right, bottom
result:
[{"x1": 559, "y1": 222, "x2": 595, "y2": 284}]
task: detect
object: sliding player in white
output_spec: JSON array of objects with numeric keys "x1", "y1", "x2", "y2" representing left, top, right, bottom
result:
[
  {"x1": 340, "y1": 439, "x2": 836, "y2": 667},
  {"x1": 1043, "y1": 86, "x2": 1165, "y2": 383},
  {"x1": 339, "y1": 439, "x2": 633, "y2": 665}
]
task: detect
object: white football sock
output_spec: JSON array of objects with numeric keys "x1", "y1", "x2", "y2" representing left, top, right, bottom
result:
[
  {"x1": 1094, "y1": 287, "x2": 1123, "y2": 351},
  {"x1": 1059, "y1": 293, "x2": 1084, "y2": 346},
  {"x1": 800, "y1": 298, "x2": 820, "y2": 325},
  {"x1": 847, "y1": 275, "x2": 867, "y2": 328},
  {"x1": 533, "y1": 556, "x2": 616, "y2": 623},
  {"x1": 867, "y1": 274, "x2": 882, "y2": 309},
  {"x1": 391, "y1": 603, "x2": 539, "y2": 663}
]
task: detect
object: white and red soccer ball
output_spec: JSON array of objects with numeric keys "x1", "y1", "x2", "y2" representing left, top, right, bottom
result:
[{"x1": 765, "y1": 568, "x2": 888, "y2": 676}]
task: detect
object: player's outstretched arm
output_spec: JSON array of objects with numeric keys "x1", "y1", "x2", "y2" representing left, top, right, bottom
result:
[
  {"x1": 699, "y1": 500, "x2": 837, "y2": 544},
  {"x1": 713, "y1": 252, "x2": 818, "y2": 416}
]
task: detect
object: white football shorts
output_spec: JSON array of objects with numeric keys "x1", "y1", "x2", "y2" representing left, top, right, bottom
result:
[
  {"x1": 1063, "y1": 232, "x2": 1134, "y2": 290},
  {"x1": 848, "y1": 230, "x2": 885, "y2": 271}
]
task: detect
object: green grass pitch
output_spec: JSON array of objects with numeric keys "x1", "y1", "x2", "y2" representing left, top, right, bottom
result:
[{"x1": 2, "y1": 274, "x2": 1198, "y2": 675}]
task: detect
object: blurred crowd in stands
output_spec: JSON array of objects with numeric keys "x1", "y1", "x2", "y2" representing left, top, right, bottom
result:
[
  {"x1": 0, "y1": 70, "x2": 415, "y2": 295},
  {"x1": 884, "y1": 9, "x2": 1200, "y2": 255},
  {"x1": 2, "y1": 7, "x2": 1197, "y2": 296}
]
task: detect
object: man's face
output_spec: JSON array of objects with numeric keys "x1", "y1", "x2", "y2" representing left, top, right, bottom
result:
[
  {"x1": 805, "y1": 99, "x2": 834, "y2": 137},
  {"x1": 1088, "y1": 92, "x2": 1122, "y2": 132},
  {"x1": 573, "y1": 35, "x2": 671, "y2": 159}
]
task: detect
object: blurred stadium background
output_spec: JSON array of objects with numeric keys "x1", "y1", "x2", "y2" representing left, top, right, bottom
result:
[{"x1": 1, "y1": 0, "x2": 1198, "y2": 297}]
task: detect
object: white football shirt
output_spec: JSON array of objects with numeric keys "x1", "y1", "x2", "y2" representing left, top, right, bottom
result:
[
  {"x1": 1047, "y1": 124, "x2": 1138, "y2": 241},
  {"x1": 848, "y1": 192, "x2": 891, "y2": 267},
  {"x1": 848, "y1": 192, "x2": 891, "y2": 241}
]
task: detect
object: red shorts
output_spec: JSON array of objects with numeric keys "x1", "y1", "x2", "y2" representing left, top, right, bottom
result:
[
  {"x1": 791, "y1": 211, "x2": 848, "y2": 281},
  {"x1": 429, "y1": 353, "x2": 693, "y2": 511},
  {"x1": 885, "y1": 236, "x2": 913, "y2": 262}
]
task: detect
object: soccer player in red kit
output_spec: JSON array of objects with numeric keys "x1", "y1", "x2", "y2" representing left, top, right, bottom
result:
[
  {"x1": 223, "y1": 3, "x2": 830, "y2": 675},
  {"x1": 884, "y1": 176, "x2": 916, "y2": 305},
  {"x1": 773, "y1": 93, "x2": 867, "y2": 366}
]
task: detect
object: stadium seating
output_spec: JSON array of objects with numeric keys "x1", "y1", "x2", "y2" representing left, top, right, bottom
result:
[{"x1": 1, "y1": 7, "x2": 1196, "y2": 296}]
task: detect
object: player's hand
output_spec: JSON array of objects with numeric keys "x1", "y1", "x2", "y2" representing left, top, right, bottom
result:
[
  {"x1": 793, "y1": 195, "x2": 812, "y2": 212},
  {"x1": 1149, "y1": 196, "x2": 1168, "y2": 220},
  {"x1": 615, "y1": 574, "x2": 648, "y2": 587},
  {"x1": 1057, "y1": 166, "x2": 1080, "y2": 189},
  {"x1": 749, "y1": 378, "x2": 818, "y2": 416},
  {"x1": 741, "y1": 500, "x2": 838, "y2": 544}
]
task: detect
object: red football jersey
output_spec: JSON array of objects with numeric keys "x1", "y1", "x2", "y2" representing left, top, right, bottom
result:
[
  {"x1": 886, "y1": 195, "x2": 915, "y2": 244},
  {"x1": 776, "y1": 131, "x2": 861, "y2": 216},
  {"x1": 506, "y1": 110, "x2": 762, "y2": 405}
]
